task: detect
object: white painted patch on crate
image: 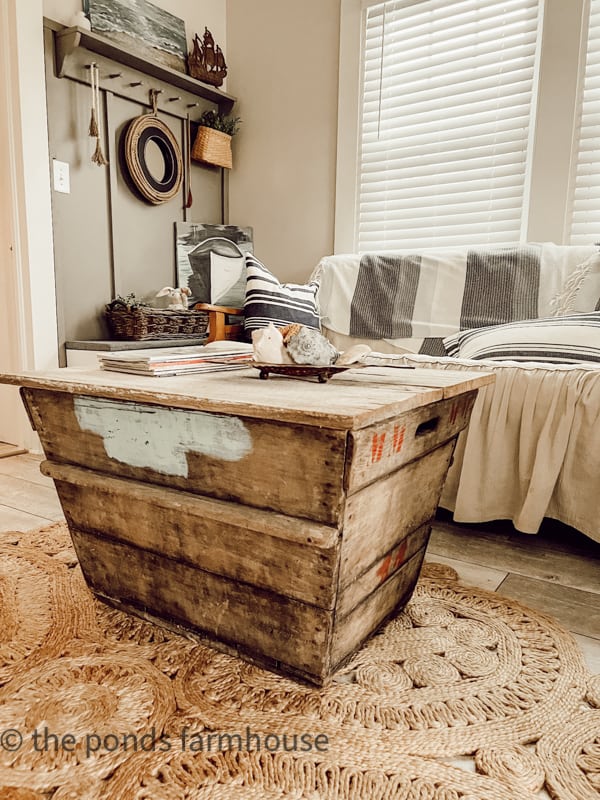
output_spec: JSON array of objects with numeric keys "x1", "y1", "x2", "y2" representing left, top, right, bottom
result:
[{"x1": 73, "y1": 397, "x2": 252, "y2": 476}]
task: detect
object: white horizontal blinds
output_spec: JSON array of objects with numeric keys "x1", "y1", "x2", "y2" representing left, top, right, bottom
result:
[
  {"x1": 358, "y1": 0, "x2": 540, "y2": 251},
  {"x1": 568, "y1": 0, "x2": 600, "y2": 245}
]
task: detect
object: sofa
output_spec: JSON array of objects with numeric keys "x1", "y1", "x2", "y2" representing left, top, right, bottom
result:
[{"x1": 312, "y1": 243, "x2": 600, "y2": 543}]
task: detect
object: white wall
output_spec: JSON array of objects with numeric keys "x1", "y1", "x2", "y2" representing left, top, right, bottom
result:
[
  {"x1": 0, "y1": 0, "x2": 57, "y2": 449},
  {"x1": 526, "y1": 0, "x2": 588, "y2": 242},
  {"x1": 0, "y1": 109, "x2": 23, "y2": 445},
  {"x1": 0, "y1": 3, "x2": 20, "y2": 445},
  {"x1": 226, "y1": 0, "x2": 341, "y2": 283}
]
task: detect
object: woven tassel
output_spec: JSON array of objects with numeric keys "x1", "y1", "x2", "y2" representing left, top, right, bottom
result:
[
  {"x1": 89, "y1": 64, "x2": 108, "y2": 167},
  {"x1": 88, "y1": 107, "x2": 99, "y2": 138},
  {"x1": 92, "y1": 137, "x2": 108, "y2": 166},
  {"x1": 89, "y1": 64, "x2": 99, "y2": 137}
]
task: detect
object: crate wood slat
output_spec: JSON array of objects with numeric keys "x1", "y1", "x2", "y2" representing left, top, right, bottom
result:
[
  {"x1": 70, "y1": 528, "x2": 332, "y2": 681},
  {"x1": 44, "y1": 462, "x2": 340, "y2": 609},
  {"x1": 22, "y1": 388, "x2": 473, "y2": 525},
  {"x1": 337, "y1": 523, "x2": 431, "y2": 619},
  {"x1": 333, "y1": 366, "x2": 493, "y2": 397},
  {"x1": 340, "y1": 442, "x2": 456, "y2": 588},
  {"x1": 331, "y1": 548, "x2": 428, "y2": 668},
  {"x1": 345, "y1": 394, "x2": 476, "y2": 492},
  {"x1": 23, "y1": 389, "x2": 348, "y2": 524},
  {"x1": 2, "y1": 366, "x2": 493, "y2": 429},
  {"x1": 1, "y1": 366, "x2": 493, "y2": 684}
]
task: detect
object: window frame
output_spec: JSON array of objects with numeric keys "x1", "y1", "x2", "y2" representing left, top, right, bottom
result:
[{"x1": 335, "y1": 0, "x2": 590, "y2": 253}]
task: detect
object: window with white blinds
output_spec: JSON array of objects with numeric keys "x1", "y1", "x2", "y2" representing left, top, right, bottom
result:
[
  {"x1": 357, "y1": 0, "x2": 541, "y2": 251},
  {"x1": 568, "y1": 0, "x2": 600, "y2": 245}
]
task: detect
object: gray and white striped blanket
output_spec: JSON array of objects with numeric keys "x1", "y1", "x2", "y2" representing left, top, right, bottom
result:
[{"x1": 313, "y1": 244, "x2": 600, "y2": 354}]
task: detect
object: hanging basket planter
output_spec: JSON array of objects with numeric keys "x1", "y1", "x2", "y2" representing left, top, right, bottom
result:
[{"x1": 191, "y1": 126, "x2": 233, "y2": 169}]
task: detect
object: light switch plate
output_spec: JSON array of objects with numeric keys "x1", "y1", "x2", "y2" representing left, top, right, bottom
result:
[{"x1": 53, "y1": 159, "x2": 70, "y2": 194}]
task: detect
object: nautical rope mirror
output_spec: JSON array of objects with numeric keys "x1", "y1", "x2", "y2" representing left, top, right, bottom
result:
[{"x1": 122, "y1": 90, "x2": 183, "y2": 205}]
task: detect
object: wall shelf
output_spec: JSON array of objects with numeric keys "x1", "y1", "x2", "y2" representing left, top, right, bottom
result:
[{"x1": 45, "y1": 18, "x2": 236, "y2": 117}]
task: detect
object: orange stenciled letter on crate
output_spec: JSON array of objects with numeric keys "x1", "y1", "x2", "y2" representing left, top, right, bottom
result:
[
  {"x1": 371, "y1": 431, "x2": 386, "y2": 463},
  {"x1": 376, "y1": 540, "x2": 408, "y2": 584},
  {"x1": 449, "y1": 397, "x2": 469, "y2": 425},
  {"x1": 392, "y1": 425, "x2": 405, "y2": 453}
]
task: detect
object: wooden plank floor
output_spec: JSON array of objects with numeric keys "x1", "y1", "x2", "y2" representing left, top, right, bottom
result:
[
  {"x1": 0, "y1": 442, "x2": 26, "y2": 458},
  {"x1": 427, "y1": 512, "x2": 600, "y2": 672},
  {"x1": 0, "y1": 454, "x2": 598, "y2": 672}
]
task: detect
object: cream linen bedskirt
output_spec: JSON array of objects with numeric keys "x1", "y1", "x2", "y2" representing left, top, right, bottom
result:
[{"x1": 325, "y1": 328, "x2": 600, "y2": 542}]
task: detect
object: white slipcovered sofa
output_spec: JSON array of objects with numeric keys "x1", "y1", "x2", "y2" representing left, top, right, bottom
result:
[{"x1": 314, "y1": 243, "x2": 600, "y2": 543}]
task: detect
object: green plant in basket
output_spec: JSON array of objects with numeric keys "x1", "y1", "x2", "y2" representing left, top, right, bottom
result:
[
  {"x1": 192, "y1": 110, "x2": 241, "y2": 169},
  {"x1": 108, "y1": 293, "x2": 147, "y2": 310},
  {"x1": 198, "y1": 109, "x2": 242, "y2": 136}
]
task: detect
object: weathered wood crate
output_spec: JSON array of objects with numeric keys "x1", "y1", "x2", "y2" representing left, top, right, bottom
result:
[{"x1": 4, "y1": 365, "x2": 493, "y2": 684}]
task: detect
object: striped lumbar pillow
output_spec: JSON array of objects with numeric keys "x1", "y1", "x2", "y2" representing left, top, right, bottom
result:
[
  {"x1": 443, "y1": 312, "x2": 600, "y2": 364},
  {"x1": 244, "y1": 254, "x2": 320, "y2": 335}
]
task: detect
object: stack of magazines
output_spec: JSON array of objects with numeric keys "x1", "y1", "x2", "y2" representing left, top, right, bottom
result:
[{"x1": 99, "y1": 341, "x2": 254, "y2": 377}]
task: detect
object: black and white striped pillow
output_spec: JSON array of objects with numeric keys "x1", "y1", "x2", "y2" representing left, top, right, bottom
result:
[
  {"x1": 244, "y1": 254, "x2": 320, "y2": 335},
  {"x1": 443, "y1": 312, "x2": 600, "y2": 364}
]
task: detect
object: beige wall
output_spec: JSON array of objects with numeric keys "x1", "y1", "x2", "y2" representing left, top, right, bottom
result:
[
  {"x1": 42, "y1": 0, "x2": 226, "y2": 59},
  {"x1": 0, "y1": 0, "x2": 229, "y2": 445},
  {"x1": 30, "y1": 0, "x2": 340, "y2": 361},
  {"x1": 226, "y1": 0, "x2": 340, "y2": 283},
  {"x1": 41, "y1": 1, "x2": 228, "y2": 355},
  {"x1": 43, "y1": 22, "x2": 224, "y2": 352}
]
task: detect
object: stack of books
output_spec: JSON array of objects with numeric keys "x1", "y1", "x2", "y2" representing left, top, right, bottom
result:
[{"x1": 99, "y1": 341, "x2": 254, "y2": 377}]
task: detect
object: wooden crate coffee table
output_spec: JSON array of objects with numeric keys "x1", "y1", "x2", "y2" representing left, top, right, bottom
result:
[{"x1": 2, "y1": 365, "x2": 493, "y2": 684}]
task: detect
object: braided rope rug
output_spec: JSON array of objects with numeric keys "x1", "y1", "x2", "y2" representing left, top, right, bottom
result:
[{"x1": 0, "y1": 523, "x2": 598, "y2": 800}]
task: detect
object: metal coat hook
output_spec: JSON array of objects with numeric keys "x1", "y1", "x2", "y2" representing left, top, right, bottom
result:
[
  {"x1": 129, "y1": 80, "x2": 143, "y2": 87},
  {"x1": 109, "y1": 72, "x2": 122, "y2": 79}
]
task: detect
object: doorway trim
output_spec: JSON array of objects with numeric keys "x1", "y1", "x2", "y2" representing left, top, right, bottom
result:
[{"x1": 0, "y1": 0, "x2": 58, "y2": 450}]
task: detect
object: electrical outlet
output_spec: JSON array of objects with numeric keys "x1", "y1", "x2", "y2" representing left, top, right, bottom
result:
[{"x1": 53, "y1": 159, "x2": 70, "y2": 194}]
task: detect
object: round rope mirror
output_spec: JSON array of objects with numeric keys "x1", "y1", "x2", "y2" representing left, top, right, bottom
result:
[{"x1": 123, "y1": 113, "x2": 183, "y2": 205}]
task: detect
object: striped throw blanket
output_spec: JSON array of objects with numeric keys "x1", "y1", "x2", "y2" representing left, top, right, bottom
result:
[{"x1": 313, "y1": 244, "x2": 600, "y2": 355}]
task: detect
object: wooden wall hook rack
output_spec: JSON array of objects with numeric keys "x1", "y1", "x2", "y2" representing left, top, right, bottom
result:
[{"x1": 47, "y1": 18, "x2": 236, "y2": 120}]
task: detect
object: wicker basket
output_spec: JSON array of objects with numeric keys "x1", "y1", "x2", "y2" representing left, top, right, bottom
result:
[
  {"x1": 191, "y1": 126, "x2": 232, "y2": 169},
  {"x1": 105, "y1": 303, "x2": 209, "y2": 341}
]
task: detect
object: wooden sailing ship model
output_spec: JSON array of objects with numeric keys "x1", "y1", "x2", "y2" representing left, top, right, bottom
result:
[{"x1": 188, "y1": 28, "x2": 227, "y2": 87}]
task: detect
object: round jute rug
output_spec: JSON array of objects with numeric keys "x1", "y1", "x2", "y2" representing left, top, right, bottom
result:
[{"x1": 0, "y1": 523, "x2": 598, "y2": 800}]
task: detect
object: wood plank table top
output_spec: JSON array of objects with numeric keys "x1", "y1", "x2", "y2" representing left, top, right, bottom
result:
[{"x1": 0, "y1": 366, "x2": 494, "y2": 430}]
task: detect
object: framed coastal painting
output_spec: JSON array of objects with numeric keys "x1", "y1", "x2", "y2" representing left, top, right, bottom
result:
[
  {"x1": 84, "y1": 0, "x2": 187, "y2": 73},
  {"x1": 175, "y1": 223, "x2": 254, "y2": 308}
]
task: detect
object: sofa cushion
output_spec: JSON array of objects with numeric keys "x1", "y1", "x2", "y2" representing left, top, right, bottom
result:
[
  {"x1": 244, "y1": 254, "x2": 321, "y2": 335},
  {"x1": 549, "y1": 246, "x2": 600, "y2": 315},
  {"x1": 443, "y1": 312, "x2": 600, "y2": 364}
]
